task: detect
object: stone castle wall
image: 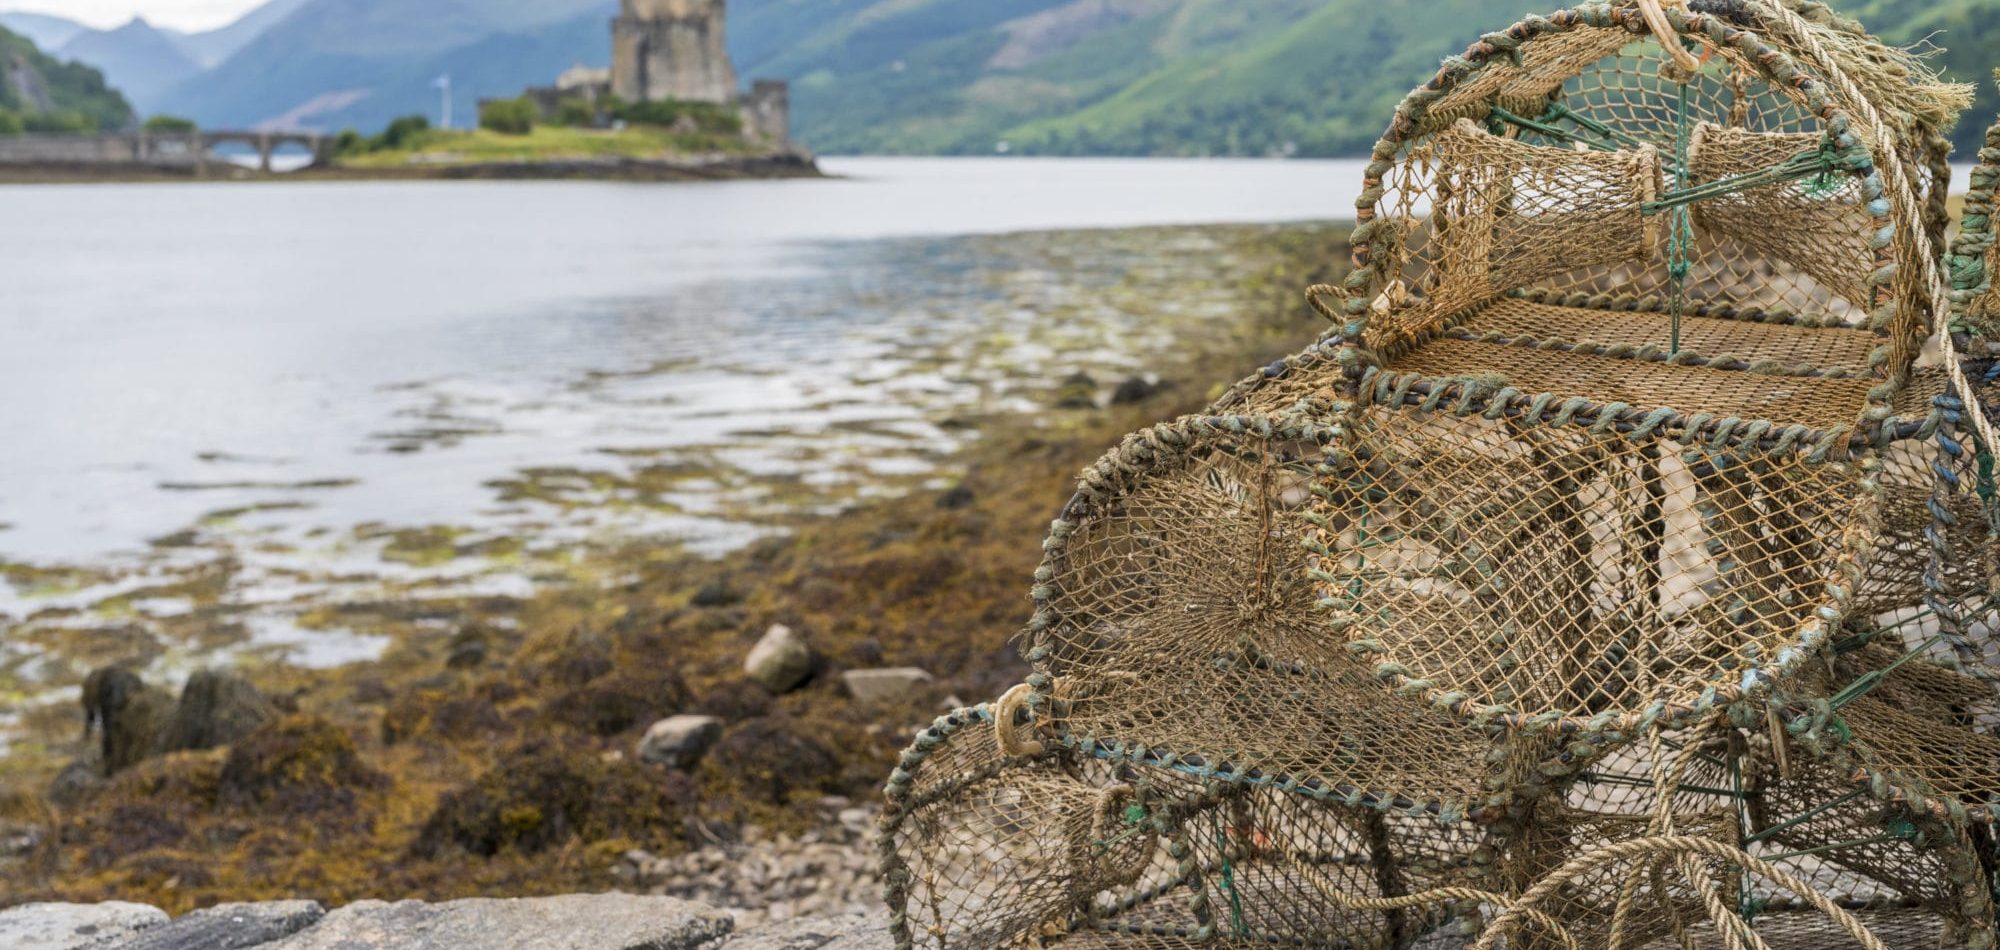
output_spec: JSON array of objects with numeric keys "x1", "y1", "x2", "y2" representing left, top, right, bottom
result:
[{"x1": 612, "y1": 0, "x2": 737, "y2": 105}]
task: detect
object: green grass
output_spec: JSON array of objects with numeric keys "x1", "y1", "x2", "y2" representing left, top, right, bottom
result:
[{"x1": 338, "y1": 125, "x2": 759, "y2": 169}]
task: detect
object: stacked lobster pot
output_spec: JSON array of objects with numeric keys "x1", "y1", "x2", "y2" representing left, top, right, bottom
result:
[{"x1": 879, "y1": 1, "x2": 2000, "y2": 947}]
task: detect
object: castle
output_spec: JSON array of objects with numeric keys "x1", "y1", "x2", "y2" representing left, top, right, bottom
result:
[
  {"x1": 525, "y1": 0, "x2": 789, "y2": 147},
  {"x1": 613, "y1": 0, "x2": 736, "y2": 105}
]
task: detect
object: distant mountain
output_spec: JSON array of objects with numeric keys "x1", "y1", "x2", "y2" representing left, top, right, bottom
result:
[
  {"x1": 154, "y1": 0, "x2": 615, "y2": 131},
  {"x1": 0, "y1": 11, "x2": 85, "y2": 51},
  {"x1": 0, "y1": 24, "x2": 133, "y2": 132},
  {"x1": 728, "y1": 0, "x2": 2000, "y2": 157},
  {"x1": 174, "y1": 0, "x2": 313, "y2": 68},
  {"x1": 34, "y1": 0, "x2": 2000, "y2": 154},
  {"x1": 56, "y1": 18, "x2": 199, "y2": 113}
]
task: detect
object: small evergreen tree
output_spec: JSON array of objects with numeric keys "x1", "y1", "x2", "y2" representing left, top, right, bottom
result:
[{"x1": 143, "y1": 115, "x2": 198, "y2": 134}]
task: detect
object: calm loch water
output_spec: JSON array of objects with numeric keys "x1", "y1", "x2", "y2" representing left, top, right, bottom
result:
[{"x1": 0, "y1": 158, "x2": 1363, "y2": 563}]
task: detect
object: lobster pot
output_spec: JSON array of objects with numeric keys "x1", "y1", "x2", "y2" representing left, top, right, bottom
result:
[
  {"x1": 1315, "y1": 405, "x2": 1864, "y2": 732},
  {"x1": 880, "y1": 706, "x2": 1188, "y2": 949},
  {"x1": 1025, "y1": 415, "x2": 1538, "y2": 822},
  {"x1": 879, "y1": 705, "x2": 1492, "y2": 948},
  {"x1": 1778, "y1": 635, "x2": 2000, "y2": 832},
  {"x1": 1537, "y1": 719, "x2": 1993, "y2": 950},
  {"x1": 1306, "y1": 1, "x2": 1966, "y2": 737}
]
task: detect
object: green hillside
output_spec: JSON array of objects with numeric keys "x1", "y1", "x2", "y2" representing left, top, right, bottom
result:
[
  {"x1": 752, "y1": 0, "x2": 2000, "y2": 157},
  {"x1": 74, "y1": 0, "x2": 2000, "y2": 156},
  {"x1": 0, "y1": 26, "x2": 134, "y2": 134}
]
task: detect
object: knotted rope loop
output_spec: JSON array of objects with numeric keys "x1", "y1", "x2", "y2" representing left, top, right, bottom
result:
[
  {"x1": 994, "y1": 683, "x2": 1047, "y2": 757},
  {"x1": 1636, "y1": 0, "x2": 1702, "y2": 78}
]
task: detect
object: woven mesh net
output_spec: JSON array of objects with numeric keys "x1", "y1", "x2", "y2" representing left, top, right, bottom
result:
[{"x1": 880, "y1": 2, "x2": 2000, "y2": 947}]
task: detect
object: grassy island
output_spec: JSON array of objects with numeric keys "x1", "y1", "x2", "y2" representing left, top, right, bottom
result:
[{"x1": 321, "y1": 99, "x2": 815, "y2": 180}]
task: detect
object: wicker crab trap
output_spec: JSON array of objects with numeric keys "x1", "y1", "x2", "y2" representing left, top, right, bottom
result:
[{"x1": 880, "y1": 1, "x2": 2000, "y2": 947}]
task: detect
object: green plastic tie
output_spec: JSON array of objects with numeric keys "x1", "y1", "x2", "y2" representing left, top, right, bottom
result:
[
  {"x1": 1762, "y1": 830, "x2": 1916, "y2": 863},
  {"x1": 1214, "y1": 818, "x2": 1248, "y2": 938},
  {"x1": 1830, "y1": 633, "x2": 1948, "y2": 711},
  {"x1": 1668, "y1": 76, "x2": 1693, "y2": 355},
  {"x1": 1742, "y1": 789, "x2": 1867, "y2": 845}
]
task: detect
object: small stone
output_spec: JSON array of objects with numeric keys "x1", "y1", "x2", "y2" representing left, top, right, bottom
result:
[
  {"x1": 840, "y1": 668, "x2": 933, "y2": 702},
  {"x1": 106, "y1": 900, "x2": 324, "y2": 950},
  {"x1": 744, "y1": 625, "x2": 813, "y2": 693},
  {"x1": 691, "y1": 580, "x2": 740, "y2": 608},
  {"x1": 47, "y1": 750, "x2": 106, "y2": 808},
  {"x1": 0, "y1": 902, "x2": 167, "y2": 949},
  {"x1": 0, "y1": 819, "x2": 45, "y2": 857},
  {"x1": 1109, "y1": 375, "x2": 1159, "y2": 405},
  {"x1": 836, "y1": 808, "x2": 872, "y2": 836},
  {"x1": 1052, "y1": 371, "x2": 1098, "y2": 409},
  {"x1": 934, "y1": 484, "x2": 974, "y2": 509},
  {"x1": 637, "y1": 715, "x2": 725, "y2": 769},
  {"x1": 444, "y1": 625, "x2": 492, "y2": 670}
]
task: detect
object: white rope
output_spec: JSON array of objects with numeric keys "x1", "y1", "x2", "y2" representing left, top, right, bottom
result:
[
  {"x1": 1745, "y1": 0, "x2": 2000, "y2": 454},
  {"x1": 1639, "y1": 0, "x2": 1704, "y2": 77}
]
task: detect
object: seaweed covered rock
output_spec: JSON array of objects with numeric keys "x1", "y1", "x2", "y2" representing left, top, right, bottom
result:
[
  {"x1": 217, "y1": 715, "x2": 386, "y2": 817},
  {"x1": 380, "y1": 689, "x2": 508, "y2": 745},
  {"x1": 510, "y1": 626, "x2": 615, "y2": 689},
  {"x1": 691, "y1": 677, "x2": 775, "y2": 722},
  {"x1": 542, "y1": 667, "x2": 691, "y2": 738},
  {"x1": 413, "y1": 738, "x2": 693, "y2": 859},
  {"x1": 81, "y1": 666, "x2": 175, "y2": 775},
  {"x1": 163, "y1": 670, "x2": 276, "y2": 753},
  {"x1": 699, "y1": 717, "x2": 841, "y2": 806}
]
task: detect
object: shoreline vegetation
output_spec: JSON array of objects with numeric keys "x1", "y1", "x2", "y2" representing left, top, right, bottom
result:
[
  {"x1": 0, "y1": 150, "x2": 822, "y2": 185},
  {"x1": 0, "y1": 221, "x2": 1352, "y2": 916}
]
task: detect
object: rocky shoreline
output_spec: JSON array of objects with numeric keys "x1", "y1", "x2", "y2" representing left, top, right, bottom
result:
[
  {"x1": 0, "y1": 222, "x2": 1352, "y2": 922},
  {"x1": 0, "y1": 894, "x2": 886, "y2": 949}
]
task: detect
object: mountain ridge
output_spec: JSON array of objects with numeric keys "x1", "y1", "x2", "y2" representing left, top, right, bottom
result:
[{"x1": 13, "y1": 0, "x2": 2000, "y2": 155}]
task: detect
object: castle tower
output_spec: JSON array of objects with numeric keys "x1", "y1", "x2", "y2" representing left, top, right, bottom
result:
[{"x1": 611, "y1": 0, "x2": 739, "y2": 104}]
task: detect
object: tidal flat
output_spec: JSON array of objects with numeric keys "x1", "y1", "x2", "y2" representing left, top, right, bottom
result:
[{"x1": 0, "y1": 220, "x2": 1350, "y2": 914}]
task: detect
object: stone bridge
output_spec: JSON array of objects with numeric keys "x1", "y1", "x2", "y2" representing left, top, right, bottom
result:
[{"x1": 0, "y1": 130, "x2": 336, "y2": 173}]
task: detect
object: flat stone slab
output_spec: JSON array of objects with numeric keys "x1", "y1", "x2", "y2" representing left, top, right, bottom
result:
[
  {"x1": 100, "y1": 901, "x2": 324, "y2": 949},
  {"x1": 726, "y1": 915, "x2": 890, "y2": 949},
  {"x1": 0, "y1": 902, "x2": 167, "y2": 949},
  {"x1": 839, "y1": 668, "x2": 933, "y2": 702},
  {"x1": 261, "y1": 893, "x2": 732, "y2": 950}
]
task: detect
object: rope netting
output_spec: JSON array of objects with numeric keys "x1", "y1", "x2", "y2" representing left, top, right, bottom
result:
[{"x1": 880, "y1": 1, "x2": 2000, "y2": 946}]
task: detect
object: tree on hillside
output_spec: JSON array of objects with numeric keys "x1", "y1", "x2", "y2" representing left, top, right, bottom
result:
[{"x1": 0, "y1": 25, "x2": 135, "y2": 134}]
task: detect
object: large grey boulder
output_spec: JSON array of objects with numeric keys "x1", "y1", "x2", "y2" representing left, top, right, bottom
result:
[
  {"x1": 261, "y1": 894, "x2": 732, "y2": 950},
  {"x1": 0, "y1": 902, "x2": 167, "y2": 949},
  {"x1": 744, "y1": 625, "x2": 813, "y2": 693},
  {"x1": 98, "y1": 901, "x2": 322, "y2": 949},
  {"x1": 725, "y1": 915, "x2": 891, "y2": 949},
  {"x1": 637, "y1": 714, "x2": 725, "y2": 768}
]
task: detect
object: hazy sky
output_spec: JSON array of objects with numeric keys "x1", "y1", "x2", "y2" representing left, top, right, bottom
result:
[{"x1": 3, "y1": 0, "x2": 265, "y2": 31}]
